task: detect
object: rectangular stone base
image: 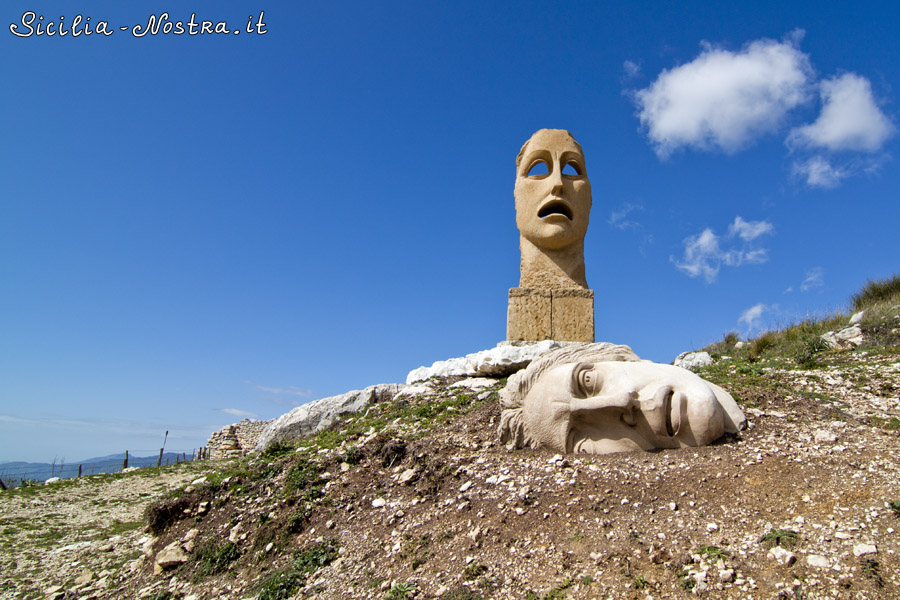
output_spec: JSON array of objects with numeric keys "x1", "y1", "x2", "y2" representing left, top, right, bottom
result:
[{"x1": 507, "y1": 288, "x2": 594, "y2": 342}]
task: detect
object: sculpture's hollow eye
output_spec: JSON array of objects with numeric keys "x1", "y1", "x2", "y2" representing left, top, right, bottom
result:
[
  {"x1": 527, "y1": 160, "x2": 549, "y2": 177},
  {"x1": 562, "y1": 161, "x2": 582, "y2": 176}
]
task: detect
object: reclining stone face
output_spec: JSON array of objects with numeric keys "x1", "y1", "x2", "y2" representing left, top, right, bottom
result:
[{"x1": 498, "y1": 343, "x2": 747, "y2": 454}]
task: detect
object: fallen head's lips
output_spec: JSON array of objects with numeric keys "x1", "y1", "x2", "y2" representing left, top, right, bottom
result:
[{"x1": 538, "y1": 199, "x2": 573, "y2": 220}]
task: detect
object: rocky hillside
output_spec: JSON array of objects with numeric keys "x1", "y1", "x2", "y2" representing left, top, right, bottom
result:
[{"x1": 2, "y1": 286, "x2": 899, "y2": 600}]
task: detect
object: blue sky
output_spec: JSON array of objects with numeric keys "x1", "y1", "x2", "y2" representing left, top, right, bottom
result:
[{"x1": 2, "y1": 1, "x2": 897, "y2": 463}]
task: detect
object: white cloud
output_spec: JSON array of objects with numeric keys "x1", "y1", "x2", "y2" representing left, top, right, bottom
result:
[
  {"x1": 792, "y1": 156, "x2": 847, "y2": 188},
  {"x1": 801, "y1": 267, "x2": 824, "y2": 291},
  {"x1": 634, "y1": 35, "x2": 812, "y2": 157},
  {"x1": 789, "y1": 73, "x2": 895, "y2": 152},
  {"x1": 739, "y1": 303, "x2": 769, "y2": 328},
  {"x1": 217, "y1": 408, "x2": 260, "y2": 419},
  {"x1": 608, "y1": 202, "x2": 644, "y2": 230},
  {"x1": 673, "y1": 218, "x2": 772, "y2": 282},
  {"x1": 623, "y1": 60, "x2": 641, "y2": 79},
  {"x1": 729, "y1": 216, "x2": 774, "y2": 241}
]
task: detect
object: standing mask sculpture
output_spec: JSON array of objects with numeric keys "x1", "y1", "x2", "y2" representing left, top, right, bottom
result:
[
  {"x1": 508, "y1": 129, "x2": 594, "y2": 342},
  {"x1": 498, "y1": 343, "x2": 748, "y2": 455}
]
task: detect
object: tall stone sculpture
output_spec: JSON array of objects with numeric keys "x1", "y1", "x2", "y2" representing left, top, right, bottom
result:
[
  {"x1": 508, "y1": 129, "x2": 594, "y2": 342},
  {"x1": 498, "y1": 343, "x2": 748, "y2": 455}
]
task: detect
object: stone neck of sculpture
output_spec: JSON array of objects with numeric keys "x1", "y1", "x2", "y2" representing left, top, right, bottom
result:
[{"x1": 519, "y1": 236, "x2": 588, "y2": 289}]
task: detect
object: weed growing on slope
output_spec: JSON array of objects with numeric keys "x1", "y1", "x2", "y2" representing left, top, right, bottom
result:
[
  {"x1": 851, "y1": 274, "x2": 900, "y2": 311},
  {"x1": 251, "y1": 539, "x2": 338, "y2": 600},
  {"x1": 194, "y1": 540, "x2": 241, "y2": 579},
  {"x1": 759, "y1": 528, "x2": 798, "y2": 548}
]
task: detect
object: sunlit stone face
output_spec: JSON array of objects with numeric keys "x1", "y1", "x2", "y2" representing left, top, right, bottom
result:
[
  {"x1": 515, "y1": 129, "x2": 591, "y2": 251},
  {"x1": 521, "y1": 361, "x2": 727, "y2": 454}
]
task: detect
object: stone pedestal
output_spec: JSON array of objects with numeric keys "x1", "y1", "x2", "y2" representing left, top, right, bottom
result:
[{"x1": 507, "y1": 288, "x2": 594, "y2": 342}]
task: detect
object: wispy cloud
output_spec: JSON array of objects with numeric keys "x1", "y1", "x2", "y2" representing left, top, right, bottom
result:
[
  {"x1": 633, "y1": 32, "x2": 812, "y2": 157},
  {"x1": 728, "y1": 216, "x2": 774, "y2": 241},
  {"x1": 608, "y1": 202, "x2": 645, "y2": 230},
  {"x1": 788, "y1": 73, "x2": 895, "y2": 153},
  {"x1": 623, "y1": 60, "x2": 641, "y2": 79},
  {"x1": 217, "y1": 408, "x2": 260, "y2": 419},
  {"x1": 800, "y1": 267, "x2": 824, "y2": 291},
  {"x1": 673, "y1": 217, "x2": 773, "y2": 282},
  {"x1": 739, "y1": 303, "x2": 771, "y2": 330},
  {"x1": 792, "y1": 156, "x2": 848, "y2": 188}
]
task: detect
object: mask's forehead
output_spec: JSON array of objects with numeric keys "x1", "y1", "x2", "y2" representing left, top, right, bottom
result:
[
  {"x1": 523, "y1": 129, "x2": 582, "y2": 158},
  {"x1": 519, "y1": 129, "x2": 584, "y2": 167}
]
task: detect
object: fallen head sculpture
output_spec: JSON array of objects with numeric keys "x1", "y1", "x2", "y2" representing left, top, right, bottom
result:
[
  {"x1": 498, "y1": 343, "x2": 747, "y2": 454},
  {"x1": 515, "y1": 129, "x2": 591, "y2": 289}
]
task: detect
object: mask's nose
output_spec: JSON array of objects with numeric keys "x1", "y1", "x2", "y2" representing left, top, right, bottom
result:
[{"x1": 549, "y1": 162, "x2": 564, "y2": 194}]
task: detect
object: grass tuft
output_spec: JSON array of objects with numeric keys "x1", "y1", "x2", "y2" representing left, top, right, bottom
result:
[{"x1": 851, "y1": 274, "x2": 900, "y2": 311}]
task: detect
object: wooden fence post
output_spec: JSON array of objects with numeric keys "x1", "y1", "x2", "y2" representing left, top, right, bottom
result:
[
  {"x1": 0, "y1": 477, "x2": 7, "y2": 490},
  {"x1": 157, "y1": 448, "x2": 164, "y2": 468},
  {"x1": 122, "y1": 450, "x2": 129, "y2": 470},
  {"x1": 77, "y1": 464, "x2": 82, "y2": 478}
]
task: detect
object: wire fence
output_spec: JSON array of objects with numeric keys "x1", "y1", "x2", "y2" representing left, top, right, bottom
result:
[{"x1": 0, "y1": 447, "x2": 212, "y2": 490}]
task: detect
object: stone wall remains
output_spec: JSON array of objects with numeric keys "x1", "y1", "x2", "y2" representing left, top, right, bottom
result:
[{"x1": 206, "y1": 418, "x2": 272, "y2": 459}]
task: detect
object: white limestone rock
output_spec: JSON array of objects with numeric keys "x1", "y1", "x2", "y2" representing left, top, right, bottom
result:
[
  {"x1": 255, "y1": 384, "x2": 401, "y2": 451},
  {"x1": 406, "y1": 340, "x2": 563, "y2": 384},
  {"x1": 768, "y1": 546, "x2": 796, "y2": 565},
  {"x1": 673, "y1": 351, "x2": 713, "y2": 371},
  {"x1": 821, "y1": 326, "x2": 863, "y2": 350},
  {"x1": 450, "y1": 377, "x2": 499, "y2": 390},
  {"x1": 849, "y1": 311, "x2": 865, "y2": 325},
  {"x1": 807, "y1": 554, "x2": 830, "y2": 568},
  {"x1": 155, "y1": 542, "x2": 188, "y2": 570}
]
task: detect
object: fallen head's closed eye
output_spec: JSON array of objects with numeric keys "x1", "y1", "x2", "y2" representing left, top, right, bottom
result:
[{"x1": 573, "y1": 362, "x2": 601, "y2": 397}]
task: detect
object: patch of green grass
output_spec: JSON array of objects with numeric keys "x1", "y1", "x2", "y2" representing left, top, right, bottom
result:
[
  {"x1": 386, "y1": 582, "x2": 418, "y2": 599},
  {"x1": 862, "y1": 558, "x2": 884, "y2": 587},
  {"x1": 632, "y1": 575, "x2": 649, "y2": 589},
  {"x1": 525, "y1": 578, "x2": 573, "y2": 600},
  {"x1": 852, "y1": 274, "x2": 900, "y2": 311},
  {"x1": 194, "y1": 540, "x2": 241, "y2": 578},
  {"x1": 255, "y1": 569, "x2": 307, "y2": 600},
  {"x1": 103, "y1": 519, "x2": 142, "y2": 536},
  {"x1": 578, "y1": 575, "x2": 593, "y2": 586},
  {"x1": 889, "y1": 500, "x2": 900, "y2": 517},
  {"x1": 285, "y1": 458, "x2": 322, "y2": 495},
  {"x1": 696, "y1": 544, "x2": 730, "y2": 561},
  {"x1": 294, "y1": 538, "x2": 338, "y2": 573},
  {"x1": 251, "y1": 539, "x2": 338, "y2": 600},
  {"x1": 759, "y1": 528, "x2": 798, "y2": 548},
  {"x1": 464, "y1": 562, "x2": 488, "y2": 579},
  {"x1": 748, "y1": 332, "x2": 776, "y2": 361},
  {"x1": 261, "y1": 441, "x2": 294, "y2": 459}
]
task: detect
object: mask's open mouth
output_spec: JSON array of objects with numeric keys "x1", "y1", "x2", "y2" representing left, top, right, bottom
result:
[{"x1": 538, "y1": 200, "x2": 573, "y2": 220}]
